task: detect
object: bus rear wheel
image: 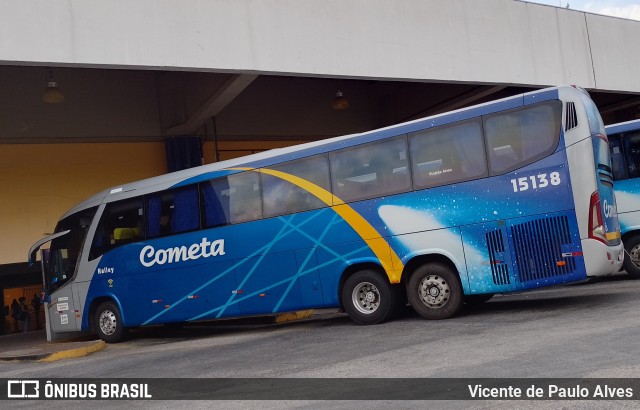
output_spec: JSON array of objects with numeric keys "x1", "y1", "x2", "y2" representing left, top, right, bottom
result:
[
  {"x1": 94, "y1": 301, "x2": 128, "y2": 343},
  {"x1": 623, "y1": 235, "x2": 640, "y2": 278},
  {"x1": 342, "y1": 270, "x2": 398, "y2": 325},
  {"x1": 407, "y1": 263, "x2": 463, "y2": 320}
]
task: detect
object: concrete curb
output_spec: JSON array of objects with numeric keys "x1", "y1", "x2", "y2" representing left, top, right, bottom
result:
[
  {"x1": 38, "y1": 340, "x2": 106, "y2": 362},
  {"x1": 0, "y1": 340, "x2": 106, "y2": 363}
]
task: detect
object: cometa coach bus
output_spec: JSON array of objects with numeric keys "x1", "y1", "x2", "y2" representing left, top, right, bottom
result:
[
  {"x1": 606, "y1": 119, "x2": 640, "y2": 277},
  {"x1": 29, "y1": 86, "x2": 623, "y2": 343}
]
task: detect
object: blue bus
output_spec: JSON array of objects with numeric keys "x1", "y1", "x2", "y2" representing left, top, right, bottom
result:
[
  {"x1": 29, "y1": 86, "x2": 623, "y2": 342},
  {"x1": 606, "y1": 119, "x2": 640, "y2": 277}
]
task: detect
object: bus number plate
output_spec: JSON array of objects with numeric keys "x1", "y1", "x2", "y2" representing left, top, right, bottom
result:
[{"x1": 510, "y1": 172, "x2": 561, "y2": 193}]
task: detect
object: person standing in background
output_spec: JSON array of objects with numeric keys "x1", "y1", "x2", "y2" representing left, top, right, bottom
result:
[
  {"x1": 10, "y1": 299, "x2": 19, "y2": 333},
  {"x1": 31, "y1": 294, "x2": 42, "y2": 330},
  {"x1": 2, "y1": 305, "x2": 9, "y2": 335},
  {"x1": 17, "y1": 297, "x2": 30, "y2": 332}
]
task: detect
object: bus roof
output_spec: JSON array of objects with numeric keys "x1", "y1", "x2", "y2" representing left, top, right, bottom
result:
[
  {"x1": 606, "y1": 119, "x2": 640, "y2": 136},
  {"x1": 60, "y1": 85, "x2": 576, "y2": 220}
]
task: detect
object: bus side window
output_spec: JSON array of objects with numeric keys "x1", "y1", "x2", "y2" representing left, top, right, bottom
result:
[
  {"x1": 609, "y1": 134, "x2": 628, "y2": 180},
  {"x1": 262, "y1": 155, "x2": 330, "y2": 217},
  {"x1": 90, "y1": 198, "x2": 144, "y2": 259},
  {"x1": 410, "y1": 120, "x2": 486, "y2": 189},
  {"x1": 624, "y1": 133, "x2": 640, "y2": 179},
  {"x1": 147, "y1": 196, "x2": 163, "y2": 237},
  {"x1": 485, "y1": 115, "x2": 522, "y2": 174},
  {"x1": 229, "y1": 172, "x2": 263, "y2": 223},
  {"x1": 147, "y1": 185, "x2": 200, "y2": 238},
  {"x1": 201, "y1": 179, "x2": 231, "y2": 227},
  {"x1": 484, "y1": 101, "x2": 561, "y2": 175},
  {"x1": 329, "y1": 136, "x2": 410, "y2": 203},
  {"x1": 202, "y1": 172, "x2": 262, "y2": 225},
  {"x1": 147, "y1": 192, "x2": 172, "y2": 237},
  {"x1": 170, "y1": 186, "x2": 199, "y2": 233}
]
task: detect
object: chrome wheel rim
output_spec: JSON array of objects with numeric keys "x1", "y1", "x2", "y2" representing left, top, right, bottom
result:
[
  {"x1": 352, "y1": 282, "x2": 381, "y2": 314},
  {"x1": 629, "y1": 244, "x2": 640, "y2": 269},
  {"x1": 99, "y1": 309, "x2": 117, "y2": 336},
  {"x1": 418, "y1": 275, "x2": 450, "y2": 308}
]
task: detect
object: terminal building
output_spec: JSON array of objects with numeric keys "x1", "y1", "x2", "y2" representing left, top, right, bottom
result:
[{"x1": 1, "y1": 0, "x2": 639, "y2": 333}]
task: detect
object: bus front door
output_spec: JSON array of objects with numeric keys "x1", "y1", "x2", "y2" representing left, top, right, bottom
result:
[
  {"x1": 40, "y1": 247, "x2": 81, "y2": 339},
  {"x1": 47, "y1": 284, "x2": 79, "y2": 335}
]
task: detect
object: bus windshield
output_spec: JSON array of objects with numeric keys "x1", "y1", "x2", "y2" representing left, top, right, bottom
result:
[{"x1": 46, "y1": 207, "x2": 97, "y2": 293}]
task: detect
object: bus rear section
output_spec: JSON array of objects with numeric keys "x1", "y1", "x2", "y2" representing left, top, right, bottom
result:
[{"x1": 564, "y1": 87, "x2": 623, "y2": 277}]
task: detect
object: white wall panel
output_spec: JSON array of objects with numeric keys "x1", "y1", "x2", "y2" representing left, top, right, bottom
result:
[
  {"x1": 0, "y1": 0, "x2": 637, "y2": 92},
  {"x1": 585, "y1": 13, "x2": 640, "y2": 92}
]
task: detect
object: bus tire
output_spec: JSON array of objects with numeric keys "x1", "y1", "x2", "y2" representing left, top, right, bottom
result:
[
  {"x1": 94, "y1": 301, "x2": 128, "y2": 343},
  {"x1": 407, "y1": 263, "x2": 463, "y2": 320},
  {"x1": 623, "y1": 235, "x2": 640, "y2": 278},
  {"x1": 342, "y1": 270, "x2": 396, "y2": 325}
]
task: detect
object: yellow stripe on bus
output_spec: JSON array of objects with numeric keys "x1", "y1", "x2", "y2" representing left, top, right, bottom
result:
[
  {"x1": 606, "y1": 231, "x2": 621, "y2": 240},
  {"x1": 227, "y1": 167, "x2": 404, "y2": 283}
]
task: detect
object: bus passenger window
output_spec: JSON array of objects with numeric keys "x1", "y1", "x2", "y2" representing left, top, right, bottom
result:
[
  {"x1": 329, "y1": 136, "x2": 410, "y2": 203},
  {"x1": 89, "y1": 198, "x2": 144, "y2": 259},
  {"x1": 147, "y1": 186, "x2": 199, "y2": 238},
  {"x1": 484, "y1": 101, "x2": 561, "y2": 175},
  {"x1": 202, "y1": 179, "x2": 231, "y2": 227},
  {"x1": 228, "y1": 172, "x2": 262, "y2": 223},
  {"x1": 171, "y1": 187, "x2": 199, "y2": 233},
  {"x1": 609, "y1": 134, "x2": 628, "y2": 180},
  {"x1": 203, "y1": 172, "x2": 262, "y2": 225},
  {"x1": 624, "y1": 133, "x2": 640, "y2": 179},
  {"x1": 410, "y1": 120, "x2": 486, "y2": 189},
  {"x1": 262, "y1": 155, "x2": 330, "y2": 217}
]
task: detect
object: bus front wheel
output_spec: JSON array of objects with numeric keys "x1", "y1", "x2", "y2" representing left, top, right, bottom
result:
[
  {"x1": 623, "y1": 235, "x2": 640, "y2": 278},
  {"x1": 94, "y1": 301, "x2": 128, "y2": 343},
  {"x1": 407, "y1": 263, "x2": 463, "y2": 320},
  {"x1": 342, "y1": 270, "x2": 397, "y2": 325}
]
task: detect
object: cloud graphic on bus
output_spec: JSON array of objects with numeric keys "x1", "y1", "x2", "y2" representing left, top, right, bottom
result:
[
  {"x1": 613, "y1": 190, "x2": 640, "y2": 233},
  {"x1": 378, "y1": 204, "x2": 484, "y2": 275}
]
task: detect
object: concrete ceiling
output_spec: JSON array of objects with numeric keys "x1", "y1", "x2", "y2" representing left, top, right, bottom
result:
[{"x1": 0, "y1": 64, "x2": 638, "y2": 146}]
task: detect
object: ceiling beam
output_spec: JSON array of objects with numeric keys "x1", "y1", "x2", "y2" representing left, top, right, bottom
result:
[
  {"x1": 165, "y1": 73, "x2": 258, "y2": 136},
  {"x1": 599, "y1": 96, "x2": 640, "y2": 115},
  {"x1": 402, "y1": 85, "x2": 507, "y2": 122}
]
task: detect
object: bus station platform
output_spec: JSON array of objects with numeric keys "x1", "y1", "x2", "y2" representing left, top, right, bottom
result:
[{"x1": 0, "y1": 330, "x2": 105, "y2": 362}]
